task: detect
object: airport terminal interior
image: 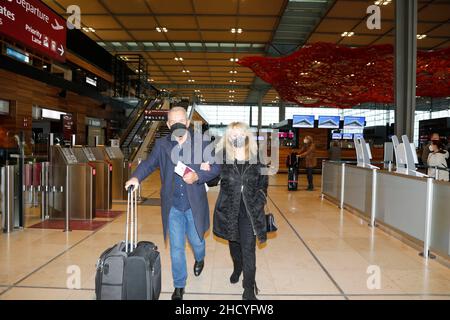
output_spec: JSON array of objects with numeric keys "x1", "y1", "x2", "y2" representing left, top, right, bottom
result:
[{"x1": 0, "y1": 0, "x2": 449, "y2": 301}]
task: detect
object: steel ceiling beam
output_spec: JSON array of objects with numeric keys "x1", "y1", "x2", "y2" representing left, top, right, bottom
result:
[{"x1": 245, "y1": 0, "x2": 335, "y2": 104}]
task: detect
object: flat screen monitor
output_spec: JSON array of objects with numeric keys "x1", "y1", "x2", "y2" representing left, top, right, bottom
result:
[
  {"x1": 293, "y1": 115, "x2": 315, "y2": 128},
  {"x1": 332, "y1": 133, "x2": 342, "y2": 140},
  {"x1": 318, "y1": 116, "x2": 340, "y2": 129},
  {"x1": 343, "y1": 133, "x2": 353, "y2": 140},
  {"x1": 344, "y1": 116, "x2": 365, "y2": 129}
]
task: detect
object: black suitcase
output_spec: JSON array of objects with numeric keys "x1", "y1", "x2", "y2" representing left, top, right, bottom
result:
[
  {"x1": 95, "y1": 186, "x2": 161, "y2": 300},
  {"x1": 288, "y1": 166, "x2": 298, "y2": 191}
]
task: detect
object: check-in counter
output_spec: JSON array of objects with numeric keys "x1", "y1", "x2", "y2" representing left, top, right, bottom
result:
[
  {"x1": 430, "y1": 181, "x2": 450, "y2": 257},
  {"x1": 49, "y1": 146, "x2": 94, "y2": 220},
  {"x1": 375, "y1": 171, "x2": 428, "y2": 242},
  {"x1": 322, "y1": 160, "x2": 450, "y2": 260},
  {"x1": 322, "y1": 161, "x2": 343, "y2": 203}
]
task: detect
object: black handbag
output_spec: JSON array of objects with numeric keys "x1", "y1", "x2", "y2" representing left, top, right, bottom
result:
[
  {"x1": 258, "y1": 190, "x2": 278, "y2": 233},
  {"x1": 265, "y1": 213, "x2": 278, "y2": 233}
]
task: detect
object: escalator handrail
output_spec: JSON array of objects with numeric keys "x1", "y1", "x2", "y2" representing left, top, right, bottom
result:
[
  {"x1": 119, "y1": 98, "x2": 145, "y2": 143},
  {"x1": 120, "y1": 98, "x2": 159, "y2": 147}
]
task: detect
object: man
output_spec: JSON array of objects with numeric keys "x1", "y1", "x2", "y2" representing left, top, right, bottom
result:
[
  {"x1": 421, "y1": 132, "x2": 440, "y2": 165},
  {"x1": 125, "y1": 107, "x2": 220, "y2": 300}
]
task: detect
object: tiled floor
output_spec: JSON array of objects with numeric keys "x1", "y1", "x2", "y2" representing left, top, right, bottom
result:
[{"x1": 0, "y1": 173, "x2": 449, "y2": 300}]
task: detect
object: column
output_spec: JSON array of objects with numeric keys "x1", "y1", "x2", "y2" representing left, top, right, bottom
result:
[{"x1": 395, "y1": 0, "x2": 418, "y2": 140}]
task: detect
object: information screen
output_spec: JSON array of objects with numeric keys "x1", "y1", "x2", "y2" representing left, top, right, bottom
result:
[
  {"x1": 293, "y1": 115, "x2": 314, "y2": 128},
  {"x1": 318, "y1": 116, "x2": 340, "y2": 129},
  {"x1": 343, "y1": 117, "x2": 365, "y2": 129}
]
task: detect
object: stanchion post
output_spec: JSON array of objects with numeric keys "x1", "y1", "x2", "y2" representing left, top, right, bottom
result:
[
  {"x1": 340, "y1": 163, "x2": 345, "y2": 209},
  {"x1": 321, "y1": 160, "x2": 324, "y2": 200},
  {"x1": 64, "y1": 166, "x2": 71, "y2": 232},
  {"x1": 421, "y1": 177, "x2": 434, "y2": 259},
  {"x1": 370, "y1": 168, "x2": 378, "y2": 227}
]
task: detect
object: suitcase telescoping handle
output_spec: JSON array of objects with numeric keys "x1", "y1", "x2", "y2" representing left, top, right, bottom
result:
[{"x1": 125, "y1": 186, "x2": 138, "y2": 253}]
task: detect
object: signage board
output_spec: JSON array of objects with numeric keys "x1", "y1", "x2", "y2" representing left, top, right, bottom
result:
[
  {"x1": 61, "y1": 113, "x2": 74, "y2": 141},
  {"x1": 0, "y1": 0, "x2": 66, "y2": 61},
  {"x1": 145, "y1": 110, "x2": 169, "y2": 121}
]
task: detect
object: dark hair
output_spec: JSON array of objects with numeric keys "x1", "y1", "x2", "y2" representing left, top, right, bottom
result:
[{"x1": 432, "y1": 140, "x2": 446, "y2": 153}]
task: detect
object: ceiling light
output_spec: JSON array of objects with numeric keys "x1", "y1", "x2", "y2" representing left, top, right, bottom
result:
[
  {"x1": 230, "y1": 58, "x2": 239, "y2": 62},
  {"x1": 375, "y1": 0, "x2": 392, "y2": 5},
  {"x1": 156, "y1": 27, "x2": 168, "y2": 33},
  {"x1": 341, "y1": 31, "x2": 355, "y2": 37},
  {"x1": 229, "y1": 95, "x2": 234, "y2": 98},
  {"x1": 229, "y1": 70, "x2": 237, "y2": 74},
  {"x1": 82, "y1": 27, "x2": 96, "y2": 33},
  {"x1": 174, "y1": 57, "x2": 184, "y2": 61},
  {"x1": 229, "y1": 80, "x2": 236, "y2": 83},
  {"x1": 229, "y1": 90, "x2": 235, "y2": 93},
  {"x1": 417, "y1": 34, "x2": 427, "y2": 40},
  {"x1": 188, "y1": 79, "x2": 195, "y2": 82},
  {"x1": 182, "y1": 70, "x2": 190, "y2": 73}
]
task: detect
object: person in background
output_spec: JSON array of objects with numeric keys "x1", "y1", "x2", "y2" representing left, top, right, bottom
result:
[
  {"x1": 427, "y1": 140, "x2": 449, "y2": 182},
  {"x1": 213, "y1": 122, "x2": 269, "y2": 300},
  {"x1": 297, "y1": 135, "x2": 317, "y2": 191},
  {"x1": 421, "y1": 132, "x2": 440, "y2": 165},
  {"x1": 329, "y1": 140, "x2": 342, "y2": 161},
  {"x1": 125, "y1": 107, "x2": 221, "y2": 300}
]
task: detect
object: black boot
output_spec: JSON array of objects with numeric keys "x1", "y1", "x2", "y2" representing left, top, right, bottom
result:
[
  {"x1": 230, "y1": 268, "x2": 242, "y2": 284},
  {"x1": 242, "y1": 283, "x2": 259, "y2": 300}
]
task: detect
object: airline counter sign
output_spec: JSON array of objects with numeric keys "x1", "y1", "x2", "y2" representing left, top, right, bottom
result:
[{"x1": 0, "y1": 0, "x2": 66, "y2": 62}]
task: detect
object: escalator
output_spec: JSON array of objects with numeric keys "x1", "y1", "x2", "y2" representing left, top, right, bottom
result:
[{"x1": 120, "y1": 98, "x2": 163, "y2": 160}]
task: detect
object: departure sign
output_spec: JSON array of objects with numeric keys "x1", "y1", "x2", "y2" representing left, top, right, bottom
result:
[{"x1": 0, "y1": 0, "x2": 66, "y2": 62}]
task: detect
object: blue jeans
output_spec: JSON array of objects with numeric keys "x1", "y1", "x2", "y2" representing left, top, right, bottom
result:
[{"x1": 168, "y1": 207, "x2": 206, "y2": 288}]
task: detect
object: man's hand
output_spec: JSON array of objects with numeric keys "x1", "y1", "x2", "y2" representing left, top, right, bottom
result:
[
  {"x1": 125, "y1": 177, "x2": 140, "y2": 191},
  {"x1": 183, "y1": 172, "x2": 199, "y2": 185},
  {"x1": 200, "y1": 162, "x2": 211, "y2": 171}
]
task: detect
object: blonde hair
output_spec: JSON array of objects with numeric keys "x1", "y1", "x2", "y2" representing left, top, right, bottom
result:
[{"x1": 216, "y1": 122, "x2": 258, "y2": 162}]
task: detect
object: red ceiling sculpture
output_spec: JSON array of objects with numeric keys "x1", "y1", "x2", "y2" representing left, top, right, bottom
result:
[{"x1": 238, "y1": 42, "x2": 450, "y2": 108}]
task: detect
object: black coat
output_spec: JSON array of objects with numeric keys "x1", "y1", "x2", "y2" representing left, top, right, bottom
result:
[{"x1": 213, "y1": 160, "x2": 269, "y2": 243}]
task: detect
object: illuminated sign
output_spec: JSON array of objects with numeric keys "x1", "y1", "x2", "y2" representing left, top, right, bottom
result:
[{"x1": 6, "y1": 47, "x2": 30, "y2": 63}]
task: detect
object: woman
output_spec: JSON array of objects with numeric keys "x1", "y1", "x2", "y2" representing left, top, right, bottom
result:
[
  {"x1": 213, "y1": 122, "x2": 268, "y2": 300},
  {"x1": 297, "y1": 135, "x2": 317, "y2": 191},
  {"x1": 427, "y1": 140, "x2": 449, "y2": 181}
]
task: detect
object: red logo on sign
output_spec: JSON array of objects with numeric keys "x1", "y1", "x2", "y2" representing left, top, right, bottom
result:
[{"x1": 0, "y1": 0, "x2": 66, "y2": 62}]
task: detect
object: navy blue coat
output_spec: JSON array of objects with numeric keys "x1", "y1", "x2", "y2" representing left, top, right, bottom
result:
[{"x1": 132, "y1": 130, "x2": 221, "y2": 241}]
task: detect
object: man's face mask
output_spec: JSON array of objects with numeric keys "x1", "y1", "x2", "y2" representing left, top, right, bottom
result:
[
  {"x1": 231, "y1": 135, "x2": 246, "y2": 148},
  {"x1": 170, "y1": 122, "x2": 187, "y2": 138}
]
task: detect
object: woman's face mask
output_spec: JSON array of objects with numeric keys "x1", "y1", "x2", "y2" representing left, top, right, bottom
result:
[
  {"x1": 231, "y1": 135, "x2": 246, "y2": 148},
  {"x1": 304, "y1": 139, "x2": 309, "y2": 144},
  {"x1": 429, "y1": 145, "x2": 435, "y2": 152}
]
